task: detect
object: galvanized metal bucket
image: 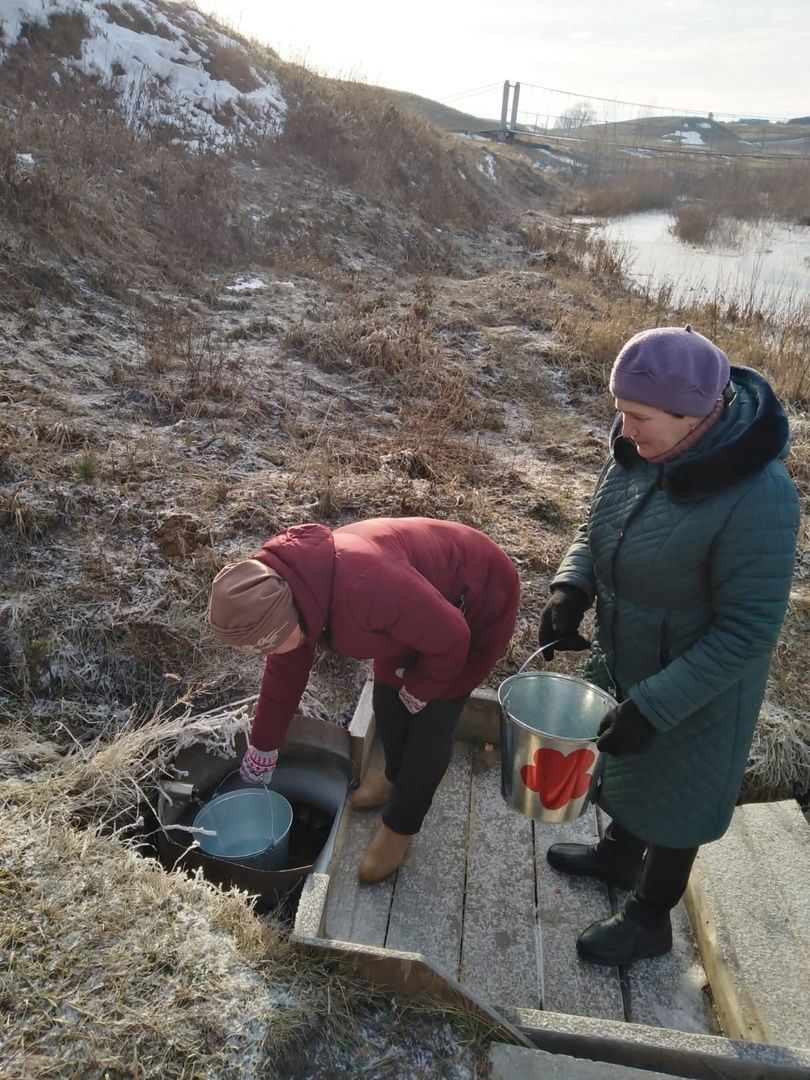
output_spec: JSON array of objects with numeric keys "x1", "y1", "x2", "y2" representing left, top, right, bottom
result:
[
  {"x1": 192, "y1": 787, "x2": 293, "y2": 871},
  {"x1": 499, "y1": 647, "x2": 616, "y2": 823}
]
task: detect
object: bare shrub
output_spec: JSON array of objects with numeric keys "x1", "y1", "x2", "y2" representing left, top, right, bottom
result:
[
  {"x1": 567, "y1": 163, "x2": 680, "y2": 216},
  {"x1": 203, "y1": 43, "x2": 262, "y2": 92},
  {"x1": 670, "y1": 201, "x2": 719, "y2": 245},
  {"x1": 117, "y1": 307, "x2": 253, "y2": 421}
]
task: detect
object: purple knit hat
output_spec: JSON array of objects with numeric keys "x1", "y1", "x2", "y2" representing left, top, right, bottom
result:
[{"x1": 609, "y1": 325, "x2": 730, "y2": 417}]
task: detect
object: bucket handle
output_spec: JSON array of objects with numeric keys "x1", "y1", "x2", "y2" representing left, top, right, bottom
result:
[
  {"x1": 516, "y1": 641, "x2": 563, "y2": 675},
  {"x1": 262, "y1": 781, "x2": 278, "y2": 852},
  {"x1": 505, "y1": 642, "x2": 600, "y2": 744},
  {"x1": 502, "y1": 642, "x2": 560, "y2": 712}
]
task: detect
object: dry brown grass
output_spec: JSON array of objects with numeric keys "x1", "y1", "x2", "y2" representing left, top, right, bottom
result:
[
  {"x1": 0, "y1": 40, "x2": 512, "y2": 311},
  {"x1": 0, "y1": 80, "x2": 244, "y2": 301},
  {"x1": 1, "y1": 40, "x2": 807, "y2": 1079},
  {"x1": 562, "y1": 153, "x2": 810, "y2": 225},
  {"x1": 566, "y1": 163, "x2": 681, "y2": 217},
  {"x1": 520, "y1": 215, "x2": 810, "y2": 414},
  {"x1": 274, "y1": 64, "x2": 495, "y2": 229},
  {"x1": 282, "y1": 279, "x2": 503, "y2": 435}
]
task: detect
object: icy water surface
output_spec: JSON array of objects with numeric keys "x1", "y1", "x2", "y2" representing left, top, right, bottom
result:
[{"x1": 585, "y1": 211, "x2": 810, "y2": 313}]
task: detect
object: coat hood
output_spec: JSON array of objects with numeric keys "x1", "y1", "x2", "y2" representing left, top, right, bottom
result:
[
  {"x1": 609, "y1": 365, "x2": 790, "y2": 501},
  {"x1": 253, "y1": 524, "x2": 336, "y2": 641}
]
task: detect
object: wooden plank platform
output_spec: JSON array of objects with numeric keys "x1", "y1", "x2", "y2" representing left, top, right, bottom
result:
[
  {"x1": 385, "y1": 740, "x2": 472, "y2": 971},
  {"x1": 318, "y1": 687, "x2": 714, "y2": 1029},
  {"x1": 535, "y1": 810, "x2": 624, "y2": 1021},
  {"x1": 294, "y1": 686, "x2": 810, "y2": 1073},
  {"x1": 323, "y1": 738, "x2": 394, "y2": 947},
  {"x1": 460, "y1": 744, "x2": 541, "y2": 1009}
]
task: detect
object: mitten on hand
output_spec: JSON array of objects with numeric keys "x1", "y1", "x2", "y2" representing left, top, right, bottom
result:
[
  {"x1": 537, "y1": 584, "x2": 591, "y2": 660},
  {"x1": 399, "y1": 685, "x2": 427, "y2": 715},
  {"x1": 596, "y1": 699, "x2": 656, "y2": 755},
  {"x1": 240, "y1": 744, "x2": 279, "y2": 785}
]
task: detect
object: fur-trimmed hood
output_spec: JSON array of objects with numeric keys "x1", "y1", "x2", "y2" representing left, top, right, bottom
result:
[{"x1": 609, "y1": 366, "x2": 790, "y2": 501}]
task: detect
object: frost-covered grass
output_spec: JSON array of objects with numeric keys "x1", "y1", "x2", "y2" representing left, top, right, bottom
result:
[{"x1": 0, "y1": 705, "x2": 337, "y2": 1078}]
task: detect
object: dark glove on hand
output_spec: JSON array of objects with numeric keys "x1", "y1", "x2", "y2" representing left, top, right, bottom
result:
[
  {"x1": 537, "y1": 584, "x2": 591, "y2": 661},
  {"x1": 597, "y1": 699, "x2": 656, "y2": 755}
]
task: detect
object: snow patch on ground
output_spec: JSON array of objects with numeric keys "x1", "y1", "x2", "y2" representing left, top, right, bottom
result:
[
  {"x1": 478, "y1": 151, "x2": 497, "y2": 181},
  {"x1": 663, "y1": 129, "x2": 705, "y2": 146},
  {"x1": 533, "y1": 147, "x2": 580, "y2": 170},
  {"x1": 0, "y1": 0, "x2": 287, "y2": 147},
  {"x1": 226, "y1": 275, "x2": 268, "y2": 292}
]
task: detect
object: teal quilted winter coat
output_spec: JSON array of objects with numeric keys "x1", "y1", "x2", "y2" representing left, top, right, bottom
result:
[{"x1": 553, "y1": 367, "x2": 800, "y2": 848}]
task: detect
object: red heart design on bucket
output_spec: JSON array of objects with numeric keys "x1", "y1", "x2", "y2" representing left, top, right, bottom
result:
[{"x1": 520, "y1": 747, "x2": 596, "y2": 810}]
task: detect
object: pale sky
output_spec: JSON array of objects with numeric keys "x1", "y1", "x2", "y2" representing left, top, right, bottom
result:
[{"x1": 196, "y1": 0, "x2": 810, "y2": 123}]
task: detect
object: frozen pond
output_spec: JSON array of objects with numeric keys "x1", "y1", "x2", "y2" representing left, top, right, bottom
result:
[{"x1": 584, "y1": 211, "x2": 810, "y2": 314}]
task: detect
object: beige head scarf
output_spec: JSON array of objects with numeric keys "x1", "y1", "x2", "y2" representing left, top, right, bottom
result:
[{"x1": 208, "y1": 559, "x2": 299, "y2": 653}]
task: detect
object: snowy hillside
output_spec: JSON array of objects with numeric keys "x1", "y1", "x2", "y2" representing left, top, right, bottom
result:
[{"x1": 0, "y1": 0, "x2": 286, "y2": 145}]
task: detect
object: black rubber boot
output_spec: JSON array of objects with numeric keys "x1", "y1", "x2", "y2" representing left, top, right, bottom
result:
[
  {"x1": 576, "y1": 897, "x2": 672, "y2": 966},
  {"x1": 547, "y1": 827, "x2": 645, "y2": 890}
]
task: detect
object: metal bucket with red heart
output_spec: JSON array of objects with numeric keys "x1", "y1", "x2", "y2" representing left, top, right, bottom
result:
[{"x1": 498, "y1": 650, "x2": 616, "y2": 822}]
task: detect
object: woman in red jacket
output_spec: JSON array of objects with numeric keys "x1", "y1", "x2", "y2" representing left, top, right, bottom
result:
[{"x1": 208, "y1": 517, "x2": 520, "y2": 884}]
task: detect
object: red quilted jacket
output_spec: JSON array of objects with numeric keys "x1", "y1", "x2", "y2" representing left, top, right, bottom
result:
[{"x1": 249, "y1": 517, "x2": 520, "y2": 749}]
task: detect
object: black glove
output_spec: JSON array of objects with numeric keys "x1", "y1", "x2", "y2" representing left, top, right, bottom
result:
[
  {"x1": 597, "y1": 699, "x2": 656, "y2": 755},
  {"x1": 537, "y1": 584, "x2": 591, "y2": 661}
]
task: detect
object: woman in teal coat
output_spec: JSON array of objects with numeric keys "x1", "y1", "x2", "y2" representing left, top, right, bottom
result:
[{"x1": 538, "y1": 325, "x2": 800, "y2": 966}]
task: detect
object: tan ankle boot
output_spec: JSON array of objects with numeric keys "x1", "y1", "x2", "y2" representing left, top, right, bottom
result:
[
  {"x1": 348, "y1": 770, "x2": 393, "y2": 810},
  {"x1": 358, "y1": 823, "x2": 412, "y2": 884}
]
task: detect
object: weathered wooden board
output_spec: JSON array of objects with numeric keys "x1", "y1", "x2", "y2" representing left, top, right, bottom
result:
[
  {"x1": 460, "y1": 745, "x2": 542, "y2": 1010},
  {"x1": 456, "y1": 689, "x2": 500, "y2": 744},
  {"x1": 323, "y1": 738, "x2": 394, "y2": 947},
  {"x1": 624, "y1": 898, "x2": 715, "y2": 1034},
  {"x1": 347, "y1": 678, "x2": 375, "y2": 782},
  {"x1": 534, "y1": 808, "x2": 625, "y2": 1021},
  {"x1": 685, "y1": 801, "x2": 810, "y2": 1046},
  {"x1": 385, "y1": 740, "x2": 474, "y2": 977}
]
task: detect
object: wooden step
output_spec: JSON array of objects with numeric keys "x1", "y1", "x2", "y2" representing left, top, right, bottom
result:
[
  {"x1": 490, "y1": 1043, "x2": 690, "y2": 1080},
  {"x1": 684, "y1": 799, "x2": 810, "y2": 1048}
]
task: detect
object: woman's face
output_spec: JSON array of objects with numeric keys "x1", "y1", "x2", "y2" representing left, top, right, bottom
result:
[
  {"x1": 615, "y1": 397, "x2": 701, "y2": 460},
  {"x1": 265, "y1": 624, "x2": 305, "y2": 655},
  {"x1": 236, "y1": 623, "x2": 305, "y2": 657}
]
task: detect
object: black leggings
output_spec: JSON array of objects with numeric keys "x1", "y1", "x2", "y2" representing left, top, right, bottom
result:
[
  {"x1": 606, "y1": 821, "x2": 698, "y2": 914},
  {"x1": 372, "y1": 682, "x2": 469, "y2": 836}
]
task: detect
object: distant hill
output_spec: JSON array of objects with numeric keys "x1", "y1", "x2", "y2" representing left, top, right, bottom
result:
[
  {"x1": 386, "y1": 88, "x2": 500, "y2": 133},
  {"x1": 556, "y1": 114, "x2": 743, "y2": 152}
]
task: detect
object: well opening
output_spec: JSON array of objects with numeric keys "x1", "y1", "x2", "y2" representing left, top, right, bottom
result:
[{"x1": 151, "y1": 731, "x2": 351, "y2": 911}]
